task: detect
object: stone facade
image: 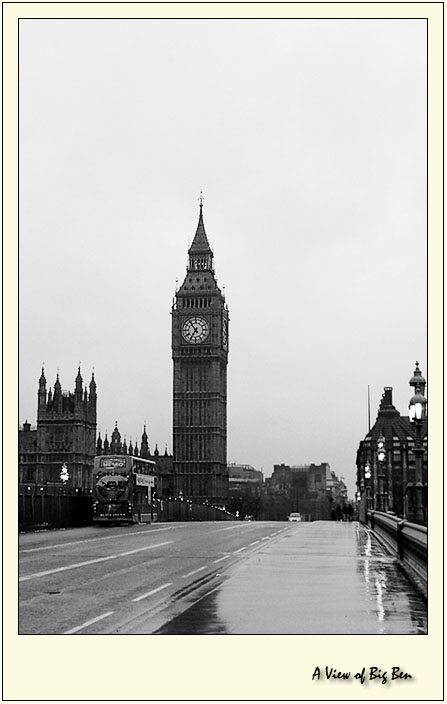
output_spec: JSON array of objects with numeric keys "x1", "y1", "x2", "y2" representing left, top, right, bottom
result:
[
  {"x1": 19, "y1": 368, "x2": 97, "y2": 489},
  {"x1": 171, "y1": 203, "x2": 229, "y2": 504},
  {"x1": 356, "y1": 364, "x2": 428, "y2": 523}
]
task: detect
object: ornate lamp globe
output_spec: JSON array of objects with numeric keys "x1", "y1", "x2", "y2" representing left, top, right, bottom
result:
[
  {"x1": 376, "y1": 435, "x2": 386, "y2": 463},
  {"x1": 409, "y1": 391, "x2": 427, "y2": 421}
]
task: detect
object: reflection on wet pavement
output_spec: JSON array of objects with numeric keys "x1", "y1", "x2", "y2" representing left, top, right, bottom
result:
[
  {"x1": 356, "y1": 524, "x2": 427, "y2": 636},
  {"x1": 156, "y1": 522, "x2": 427, "y2": 635}
]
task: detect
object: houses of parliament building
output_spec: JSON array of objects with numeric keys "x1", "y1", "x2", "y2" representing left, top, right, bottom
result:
[{"x1": 19, "y1": 203, "x2": 230, "y2": 505}]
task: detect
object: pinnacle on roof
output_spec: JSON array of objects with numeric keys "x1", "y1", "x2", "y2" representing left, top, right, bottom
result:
[
  {"x1": 75, "y1": 366, "x2": 83, "y2": 394},
  {"x1": 89, "y1": 372, "x2": 97, "y2": 392},
  {"x1": 112, "y1": 422, "x2": 120, "y2": 438},
  {"x1": 188, "y1": 201, "x2": 212, "y2": 255}
]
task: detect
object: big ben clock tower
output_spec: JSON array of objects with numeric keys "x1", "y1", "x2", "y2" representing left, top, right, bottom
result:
[{"x1": 172, "y1": 199, "x2": 229, "y2": 505}]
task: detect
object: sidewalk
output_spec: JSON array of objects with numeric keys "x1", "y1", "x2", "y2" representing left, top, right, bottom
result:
[{"x1": 155, "y1": 521, "x2": 427, "y2": 634}]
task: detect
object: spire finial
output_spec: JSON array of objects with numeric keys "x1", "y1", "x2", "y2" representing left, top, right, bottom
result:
[{"x1": 199, "y1": 190, "x2": 204, "y2": 208}]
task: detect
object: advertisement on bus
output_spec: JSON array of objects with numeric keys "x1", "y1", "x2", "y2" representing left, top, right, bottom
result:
[
  {"x1": 92, "y1": 455, "x2": 157, "y2": 523},
  {"x1": 93, "y1": 456, "x2": 132, "y2": 503}
]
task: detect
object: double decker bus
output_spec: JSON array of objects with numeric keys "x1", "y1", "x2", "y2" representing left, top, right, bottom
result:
[{"x1": 92, "y1": 455, "x2": 157, "y2": 524}]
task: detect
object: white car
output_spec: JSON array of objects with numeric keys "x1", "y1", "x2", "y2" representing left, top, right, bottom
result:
[{"x1": 288, "y1": 512, "x2": 301, "y2": 522}]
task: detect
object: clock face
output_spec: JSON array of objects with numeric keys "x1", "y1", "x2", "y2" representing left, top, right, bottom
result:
[{"x1": 182, "y1": 317, "x2": 209, "y2": 344}]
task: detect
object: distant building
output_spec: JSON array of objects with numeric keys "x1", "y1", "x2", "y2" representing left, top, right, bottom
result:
[
  {"x1": 267, "y1": 464, "x2": 308, "y2": 495},
  {"x1": 307, "y1": 463, "x2": 348, "y2": 505},
  {"x1": 265, "y1": 462, "x2": 347, "y2": 520},
  {"x1": 227, "y1": 463, "x2": 263, "y2": 496},
  {"x1": 19, "y1": 367, "x2": 97, "y2": 489}
]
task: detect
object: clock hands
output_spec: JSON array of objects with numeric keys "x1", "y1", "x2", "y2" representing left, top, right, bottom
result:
[{"x1": 182, "y1": 317, "x2": 209, "y2": 343}]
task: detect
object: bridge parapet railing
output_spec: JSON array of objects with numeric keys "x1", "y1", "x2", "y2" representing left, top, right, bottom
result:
[{"x1": 366, "y1": 510, "x2": 427, "y2": 599}]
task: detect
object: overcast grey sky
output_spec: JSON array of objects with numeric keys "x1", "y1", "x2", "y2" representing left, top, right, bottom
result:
[{"x1": 19, "y1": 19, "x2": 427, "y2": 496}]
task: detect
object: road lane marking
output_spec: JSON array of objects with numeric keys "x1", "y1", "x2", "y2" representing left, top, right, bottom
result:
[
  {"x1": 20, "y1": 527, "x2": 179, "y2": 554},
  {"x1": 212, "y1": 555, "x2": 230, "y2": 564},
  {"x1": 181, "y1": 566, "x2": 207, "y2": 579},
  {"x1": 261, "y1": 536, "x2": 271, "y2": 540},
  {"x1": 250, "y1": 540, "x2": 260, "y2": 546},
  {"x1": 132, "y1": 583, "x2": 173, "y2": 603},
  {"x1": 63, "y1": 611, "x2": 114, "y2": 634},
  {"x1": 19, "y1": 541, "x2": 173, "y2": 582},
  {"x1": 234, "y1": 546, "x2": 247, "y2": 553},
  {"x1": 213, "y1": 524, "x2": 253, "y2": 532}
]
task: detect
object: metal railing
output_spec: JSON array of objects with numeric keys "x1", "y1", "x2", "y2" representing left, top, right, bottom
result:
[{"x1": 365, "y1": 510, "x2": 427, "y2": 599}]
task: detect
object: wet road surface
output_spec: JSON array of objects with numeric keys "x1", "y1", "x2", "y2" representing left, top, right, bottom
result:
[
  {"x1": 154, "y1": 521, "x2": 427, "y2": 635},
  {"x1": 19, "y1": 520, "x2": 289, "y2": 633}
]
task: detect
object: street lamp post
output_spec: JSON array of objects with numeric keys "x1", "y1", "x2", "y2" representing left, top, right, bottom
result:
[
  {"x1": 60, "y1": 463, "x2": 69, "y2": 493},
  {"x1": 376, "y1": 435, "x2": 387, "y2": 512},
  {"x1": 358, "y1": 472, "x2": 365, "y2": 522},
  {"x1": 364, "y1": 462, "x2": 372, "y2": 512},
  {"x1": 409, "y1": 384, "x2": 427, "y2": 525}
]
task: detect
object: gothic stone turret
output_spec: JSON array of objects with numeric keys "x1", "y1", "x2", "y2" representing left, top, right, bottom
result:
[{"x1": 34, "y1": 367, "x2": 97, "y2": 488}]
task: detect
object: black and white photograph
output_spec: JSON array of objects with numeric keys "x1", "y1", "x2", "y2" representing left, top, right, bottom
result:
[{"x1": 6, "y1": 2, "x2": 443, "y2": 701}]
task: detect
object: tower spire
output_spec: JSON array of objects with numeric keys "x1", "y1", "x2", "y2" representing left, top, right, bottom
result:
[
  {"x1": 75, "y1": 366, "x2": 83, "y2": 400},
  {"x1": 38, "y1": 367, "x2": 47, "y2": 407},
  {"x1": 188, "y1": 196, "x2": 213, "y2": 271},
  {"x1": 89, "y1": 371, "x2": 97, "y2": 402},
  {"x1": 189, "y1": 203, "x2": 211, "y2": 252},
  {"x1": 54, "y1": 372, "x2": 61, "y2": 395}
]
